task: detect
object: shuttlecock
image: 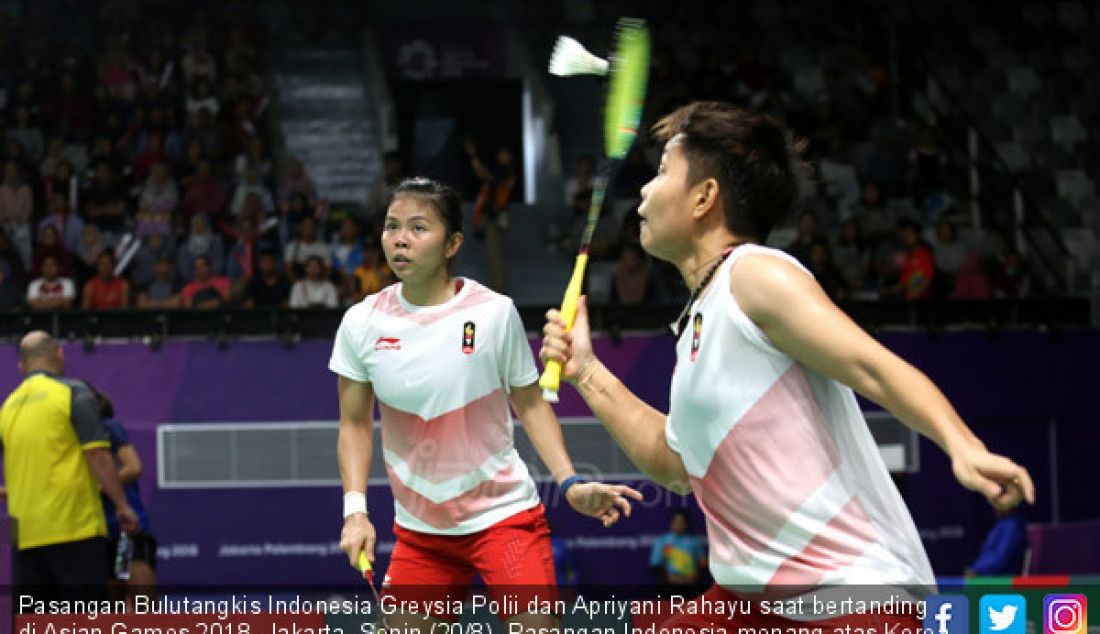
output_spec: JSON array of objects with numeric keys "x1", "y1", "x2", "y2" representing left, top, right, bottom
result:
[{"x1": 548, "y1": 35, "x2": 609, "y2": 77}]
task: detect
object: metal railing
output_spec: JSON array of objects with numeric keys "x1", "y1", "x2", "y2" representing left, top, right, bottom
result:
[{"x1": 0, "y1": 299, "x2": 1089, "y2": 347}]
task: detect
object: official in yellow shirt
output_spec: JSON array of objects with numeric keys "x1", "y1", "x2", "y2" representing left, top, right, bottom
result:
[{"x1": 1, "y1": 331, "x2": 138, "y2": 602}]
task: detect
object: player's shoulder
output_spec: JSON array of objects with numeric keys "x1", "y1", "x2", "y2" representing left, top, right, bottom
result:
[
  {"x1": 340, "y1": 285, "x2": 395, "y2": 324},
  {"x1": 729, "y1": 245, "x2": 813, "y2": 287},
  {"x1": 462, "y1": 278, "x2": 514, "y2": 306}
]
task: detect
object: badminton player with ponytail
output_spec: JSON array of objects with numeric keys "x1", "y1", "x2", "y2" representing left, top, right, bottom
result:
[
  {"x1": 541, "y1": 102, "x2": 1035, "y2": 625},
  {"x1": 331, "y1": 178, "x2": 641, "y2": 632}
]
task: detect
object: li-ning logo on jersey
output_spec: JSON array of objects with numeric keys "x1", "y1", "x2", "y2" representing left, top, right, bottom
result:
[
  {"x1": 462, "y1": 321, "x2": 476, "y2": 354},
  {"x1": 374, "y1": 336, "x2": 402, "y2": 351},
  {"x1": 690, "y1": 313, "x2": 703, "y2": 361}
]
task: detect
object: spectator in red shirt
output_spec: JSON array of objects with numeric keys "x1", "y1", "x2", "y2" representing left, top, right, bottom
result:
[
  {"x1": 82, "y1": 250, "x2": 130, "y2": 310},
  {"x1": 182, "y1": 254, "x2": 231, "y2": 309},
  {"x1": 886, "y1": 219, "x2": 935, "y2": 300}
]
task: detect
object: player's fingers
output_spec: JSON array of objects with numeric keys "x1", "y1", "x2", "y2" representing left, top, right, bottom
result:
[
  {"x1": 344, "y1": 536, "x2": 361, "y2": 568},
  {"x1": 1015, "y1": 466, "x2": 1036, "y2": 505},
  {"x1": 615, "y1": 485, "x2": 645, "y2": 502},
  {"x1": 542, "y1": 322, "x2": 573, "y2": 346},
  {"x1": 989, "y1": 458, "x2": 1035, "y2": 506},
  {"x1": 544, "y1": 310, "x2": 565, "y2": 328},
  {"x1": 604, "y1": 507, "x2": 621, "y2": 526},
  {"x1": 573, "y1": 296, "x2": 591, "y2": 337},
  {"x1": 976, "y1": 452, "x2": 1021, "y2": 478},
  {"x1": 363, "y1": 533, "x2": 376, "y2": 565},
  {"x1": 546, "y1": 335, "x2": 571, "y2": 353},
  {"x1": 968, "y1": 470, "x2": 1004, "y2": 503},
  {"x1": 978, "y1": 455, "x2": 1036, "y2": 505},
  {"x1": 542, "y1": 348, "x2": 567, "y2": 366},
  {"x1": 612, "y1": 495, "x2": 633, "y2": 518}
]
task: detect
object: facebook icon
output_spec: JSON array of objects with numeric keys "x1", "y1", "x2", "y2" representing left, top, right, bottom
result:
[{"x1": 926, "y1": 595, "x2": 970, "y2": 634}]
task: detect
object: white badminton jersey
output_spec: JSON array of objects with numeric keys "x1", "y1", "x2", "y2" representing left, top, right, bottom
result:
[
  {"x1": 666, "y1": 245, "x2": 935, "y2": 589},
  {"x1": 329, "y1": 279, "x2": 541, "y2": 535}
]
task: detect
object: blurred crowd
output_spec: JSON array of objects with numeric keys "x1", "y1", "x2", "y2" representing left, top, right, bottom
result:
[
  {"x1": 0, "y1": 2, "x2": 396, "y2": 314},
  {"x1": 550, "y1": 8, "x2": 1036, "y2": 307},
  {"x1": 0, "y1": 1, "x2": 1042, "y2": 315}
]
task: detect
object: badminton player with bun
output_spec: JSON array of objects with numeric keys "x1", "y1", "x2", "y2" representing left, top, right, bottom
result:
[
  {"x1": 331, "y1": 177, "x2": 642, "y2": 632},
  {"x1": 541, "y1": 102, "x2": 1035, "y2": 625}
]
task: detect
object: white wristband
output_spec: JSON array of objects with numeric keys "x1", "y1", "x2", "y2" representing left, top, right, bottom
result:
[{"x1": 343, "y1": 492, "x2": 367, "y2": 519}]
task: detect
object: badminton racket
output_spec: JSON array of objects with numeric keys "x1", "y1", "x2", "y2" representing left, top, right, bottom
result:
[{"x1": 539, "y1": 18, "x2": 651, "y2": 402}]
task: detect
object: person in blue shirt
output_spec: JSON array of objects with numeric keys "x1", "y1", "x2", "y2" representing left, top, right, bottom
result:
[
  {"x1": 649, "y1": 510, "x2": 707, "y2": 589},
  {"x1": 966, "y1": 507, "x2": 1029, "y2": 576},
  {"x1": 92, "y1": 389, "x2": 158, "y2": 603}
]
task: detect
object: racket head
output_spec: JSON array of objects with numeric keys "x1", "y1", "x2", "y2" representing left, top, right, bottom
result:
[{"x1": 604, "y1": 18, "x2": 651, "y2": 160}]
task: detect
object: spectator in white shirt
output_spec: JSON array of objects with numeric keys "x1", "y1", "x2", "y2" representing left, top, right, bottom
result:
[
  {"x1": 27, "y1": 255, "x2": 75, "y2": 310},
  {"x1": 284, "y1": 216, "x2": 331, "y2": 282},
  {"x1": 288, "y1": 255, "x2": 338, "y2": 308}
]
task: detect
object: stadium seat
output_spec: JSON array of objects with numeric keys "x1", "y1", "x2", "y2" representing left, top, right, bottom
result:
[
  {"x1": 1055, "y1": 169, "x2": 1096, "y2": 206},
  {"x1": 1056, "y1": 2, "x2": 1089, "y2": 32},
  {"x1": 1051, "y1": 115, "x2": 1088, "y2": 150},
  {"x1": 793, "y1": 66, "x2": 826, "y2": 100},
  {"x1": 1006, "y1": 67, "x2": 1041, "y2": 96},
  {"x1": 1013, "y1": 121, "x2": 1049, "y2": 150},
  {"x1": 1061, "y1": 228, "x2": 1098, "y2": 270},
  {"x1": 1044, "y1": 197, "x2": 1081, "y2": 227},
  {"x1": 995, "y1": 142, "x2": 1030, "y2": 172},
  {"x1": 992, "y1": 95, "x2": 1028, "y2": 122}
]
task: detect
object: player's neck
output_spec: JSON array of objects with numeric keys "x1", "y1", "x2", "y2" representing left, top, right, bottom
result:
[
  {"x1": 678, "y1": 232, "x2": 747, "y2": 291},
  {"x1": 400, "y1": 275, "x2": 457, "y2": 306}
]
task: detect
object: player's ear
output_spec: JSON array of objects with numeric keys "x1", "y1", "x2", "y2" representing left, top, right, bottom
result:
[
  {"x1": 692, "y1": 177, "x2": 720, "y2": 220},
  {"x1": 445, "y1": 232, "x2": 464, "y2": 260}
]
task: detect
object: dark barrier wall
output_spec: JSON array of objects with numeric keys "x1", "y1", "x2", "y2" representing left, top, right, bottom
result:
[{"x1": 0, "y1": 330, "x2": 1096, "y2": 585}]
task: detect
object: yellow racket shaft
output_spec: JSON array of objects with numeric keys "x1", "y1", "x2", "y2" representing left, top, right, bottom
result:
[{"x1": 539, "y1": 252, "x2": 589, "y2": 402}]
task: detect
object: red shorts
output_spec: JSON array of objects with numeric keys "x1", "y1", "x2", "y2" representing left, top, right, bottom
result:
[
  {"x1": 383, "y1": 504, "x2": 558, "y2": 621},
  {"x1": 635, "y1": 584, "x2": 924, "y2": 633}
]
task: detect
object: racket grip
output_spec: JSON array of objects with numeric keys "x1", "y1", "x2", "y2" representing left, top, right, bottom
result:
[
  {"x1": 357, "y1": 551, "x2": 372, "y2": 575},
  {"x1": 540, "y1": 254, "x2": 589, "y2": 402}
]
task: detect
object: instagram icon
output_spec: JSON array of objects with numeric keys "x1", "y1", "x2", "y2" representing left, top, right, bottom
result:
[{"x1": 1044, "y1": 595, "x2": 1087, "y2": 634}]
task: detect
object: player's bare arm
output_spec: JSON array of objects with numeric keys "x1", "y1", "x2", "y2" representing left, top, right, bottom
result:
[
  {"x1": 731, "y1": 252, "x2": 1036, "y2": 512},
  {"x1": 541, "y1": 297, "x2": 690, "y2": 494},
  {"x1": 510, "y1": 381, "x2": 644, "y2": 526},
  {"x1": 84, "y1": 447, "x2": 139, "y2": 533},
  {"x1": 336, "y1": 375, "x2": 377, "y2": 567}
]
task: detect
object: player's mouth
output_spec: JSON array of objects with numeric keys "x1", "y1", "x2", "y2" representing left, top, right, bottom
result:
[{"x1": 392, "y1": 254, "x2": 412, "y2": 268}]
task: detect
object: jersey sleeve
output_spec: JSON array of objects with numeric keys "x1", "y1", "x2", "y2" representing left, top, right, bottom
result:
[
  {"x1": 498, "y1": 301, "x2": 539, "y2": 390},
  {"x1": 69, "y1": 381, "x2": 109, "y2": 449},
  {"x1": 103, "y1": 418, "x2": 130, "y2": 453},
  {"x1": 329, "y1": 305, "x2": 372, "y2": 382},
  {"x1": 664, "y1": 416, "x2": 682, "y2": 454}
]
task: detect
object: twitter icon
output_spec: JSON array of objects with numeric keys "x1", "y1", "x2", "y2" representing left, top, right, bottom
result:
[{"x1": 981, "y1": 594, "x2": 1027, "y2": 634}]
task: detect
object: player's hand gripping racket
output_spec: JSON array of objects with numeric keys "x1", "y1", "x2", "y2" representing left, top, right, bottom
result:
[
  {"x1": 540, "y1": 18, "x2": 651, "y2": 402},
  {"x1": 357, "y1": 552, "x2": 392, "y2": 632}
]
